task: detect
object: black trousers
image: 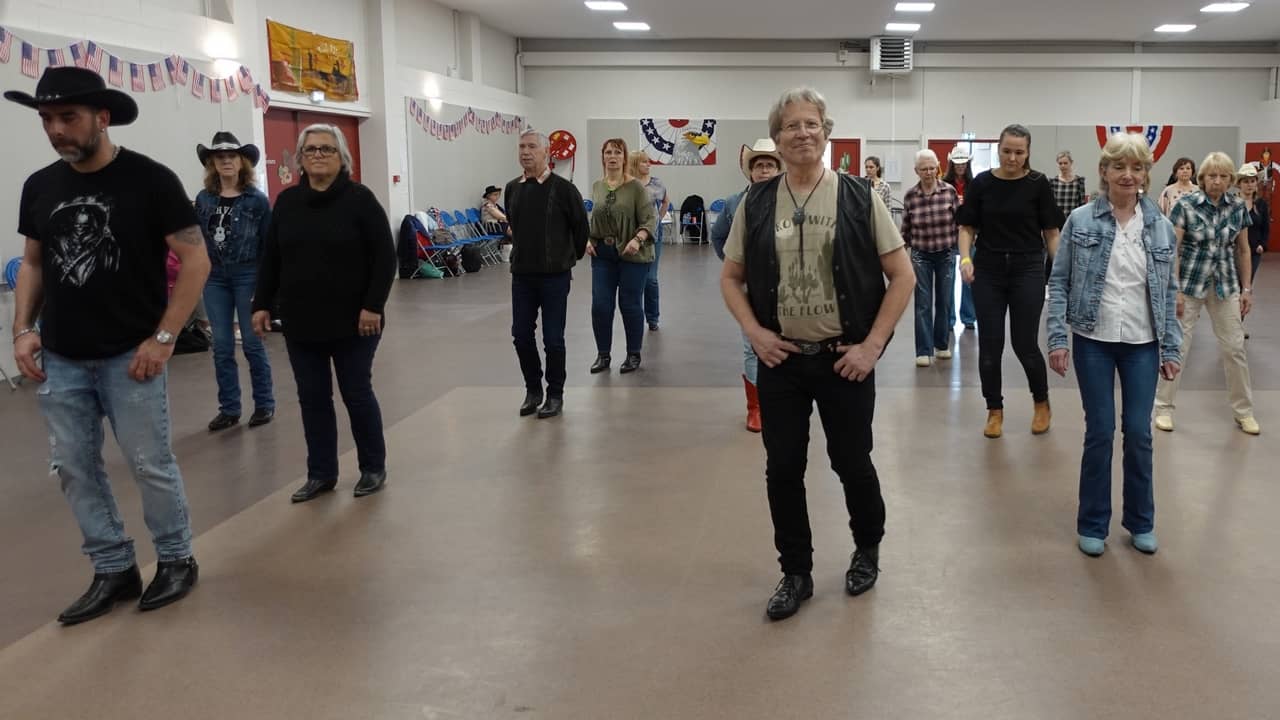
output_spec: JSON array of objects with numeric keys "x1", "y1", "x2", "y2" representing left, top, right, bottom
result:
[
  {"x1": 285, "y1": 334, "x2": 386, "y2": 481},
  {"x1": 971, "y1": 249, "x2": 1049, "y2": 410},
  {"x1": 512, "y1": 271, "x2": 571, "y2": 397},
  {"x1": 757, "y1": 353, "x2": 885, "y2": 576}
]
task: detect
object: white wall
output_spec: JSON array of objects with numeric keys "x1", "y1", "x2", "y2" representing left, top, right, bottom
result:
[
  {"x1": 407, "y1": 100, "x2": 524, "y2": 214},
  {"x1": 394, "y1": 0, "x2": 456, "y2": 78},
  {"x1": 478, "y1": 22, "x2": 516, "y2": 93}
]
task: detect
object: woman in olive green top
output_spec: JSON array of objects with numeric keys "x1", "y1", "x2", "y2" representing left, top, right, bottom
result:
[{"x1": 588, "y1": 138, "x2": 657, "y2": 374}]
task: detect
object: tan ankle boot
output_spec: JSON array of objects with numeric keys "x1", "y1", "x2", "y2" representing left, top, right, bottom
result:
[
  {"x1": 1032, "y1": 401, "x2": 1051, "y2": 435},
  {"x1": 984, "y1": 410, "x2": 1003, "y2": 438}
]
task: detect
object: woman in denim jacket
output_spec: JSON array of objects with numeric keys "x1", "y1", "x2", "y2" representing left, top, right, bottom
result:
[
  {"x1": 1046, "y1": 133, "x2": 1182, "y2": 558},
  {"x1": 194, "y1": 132, "x2": 275, "y2": 431}
]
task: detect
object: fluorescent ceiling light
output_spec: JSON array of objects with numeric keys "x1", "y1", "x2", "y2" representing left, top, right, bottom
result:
[
  {"x1": 895, "y1": 3, "x2": 935, "y2": 11},
  {"x1": 585, "y1": 1, "x2": 627, "y2": 10},
  {"x1": 1201, "y1": 3, "x2": 1249, "y2": 12},
  {"x1": 1154, "y1": 23, "x2": 1196, "y2": 32},
  {"x1": 614, "y1": 21, "x2": 650, "y2": 31},
  {"x1": 885, "y1": 22, "x2": 921, "y2": 32}
]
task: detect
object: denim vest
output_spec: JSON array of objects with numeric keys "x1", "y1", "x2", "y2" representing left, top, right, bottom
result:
[
  {"x1": 1046, "y1": 195, "x2": 1182, "y2": 365},
  {"x1": 194, "y1": 187, "x2": 272, "y2": 266}
]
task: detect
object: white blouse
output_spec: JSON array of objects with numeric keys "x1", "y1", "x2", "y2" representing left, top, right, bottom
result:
[{"x1": 1077, "y1": 206, "x2": 1157, "y2": 345}]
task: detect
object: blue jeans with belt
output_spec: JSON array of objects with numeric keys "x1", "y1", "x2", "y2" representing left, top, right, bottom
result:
[
  {"x1": 203, "y1": 262, "x2": 274, "y2": 417},
  {"x1": 591, "y1": 243, "x2": 650, "y2": 355},
  {"x1": 37, "y1": 350, "x2": 194, "y2": 572}
]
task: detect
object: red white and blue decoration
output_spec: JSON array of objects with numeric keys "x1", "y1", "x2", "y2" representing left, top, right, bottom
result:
[
  {"x1": 640, "y1": 118, "x2": 717, "y2": 166},
  {"x1": 407, "y1": 99, "x2": 523, "y2": 142},
  {"x1": 1096, "y1": 125, "x2": 1174, "y2": 163},
  {"x1": 0, "y1": 25, "x2": 271, "y2": 112}
]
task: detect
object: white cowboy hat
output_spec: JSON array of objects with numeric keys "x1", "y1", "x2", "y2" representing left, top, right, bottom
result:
[
  {"x1": 739, "y1": 139, "x2": 784, "y2": 180},
  {"x1": 948, "y1": 145, "x2": 971, "y2": 164},
  {"x1": 1237, "y1": 162, "x2": 1259, "y2": 178}
]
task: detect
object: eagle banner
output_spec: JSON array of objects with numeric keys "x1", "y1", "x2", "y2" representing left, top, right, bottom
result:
[
  {"x1": 639, "y1": 118, "x2": 717, "y2": 166},
  {"x1": 266, "y1": 19, "x2": 358, "y2": 101}
]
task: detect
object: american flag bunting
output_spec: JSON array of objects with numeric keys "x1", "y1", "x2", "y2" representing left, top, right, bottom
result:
[
  {"x1": 0, "y1": 28, "x2": 12, "y2": 64},
  {"x1": 148, "y1": 63, "x2": 165, "y2": 91},
  {"x1": 129, "y1": 63, "x2": 145, "y2": 92},
  {"x1": 84, "y1": 42, "x2": 103, "y2": 72},
  {"x1": 236, "y1": 66, "x2": 253, "y2": 93},
  {"x1": 209, "y1": 75, "x2": 222, "y2": 103},
  {"x1": 190, "y1": 71, "x2": 205, "y2": 99},
  {"x1": 46, "y1": 48, "x2": 66, "y2": 68},
  {"x1": 107, "y1": 55, "x2": 124, "y2": 87},
  {"x1": 20, "y1": 41, "x2": 38, "y2": 78},
  {"x1": 223, "y1": 77, "x2": 239, "y2": 102},
  {"x1": 69, "y1": 41, "x2": 87, "y2": 67}
]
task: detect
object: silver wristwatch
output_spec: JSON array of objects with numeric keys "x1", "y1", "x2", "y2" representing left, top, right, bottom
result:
[{"x1": 155, "y1": 330, "x2": 175, "y2": 345}]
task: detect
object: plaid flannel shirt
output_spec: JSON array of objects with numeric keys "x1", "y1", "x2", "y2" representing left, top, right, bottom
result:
[
  {"x1": 1170, "y1": 191, "x2": 1252, "y2": 299},
  {"x1": 1049, "y1": 176, "x2": 1087, "y2": 223},
  {"x1": 900, "y1": 180, "x2": 960, "y2": 253}
]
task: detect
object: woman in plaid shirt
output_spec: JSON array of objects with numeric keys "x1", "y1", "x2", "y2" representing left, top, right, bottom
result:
[{"x1": 1154, "y1": 152, "x2": 1259, "y2": 435}]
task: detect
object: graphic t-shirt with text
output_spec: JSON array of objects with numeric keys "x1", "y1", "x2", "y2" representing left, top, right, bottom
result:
[{"x1": 206, "y1": 195, "x2": 237, "y2": 257}]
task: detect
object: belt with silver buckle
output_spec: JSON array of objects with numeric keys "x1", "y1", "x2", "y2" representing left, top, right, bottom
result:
[
  {"x1": 783, "y1": 336, "x2": 843, "y2": 355},
  {"x1": 603, "y1": 236, "x2": 617, "y2": 246}
]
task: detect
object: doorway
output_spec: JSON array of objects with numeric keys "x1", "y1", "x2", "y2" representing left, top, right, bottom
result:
[{"x1": 262, "y1": 109, "x2": 363, "y2": 203}]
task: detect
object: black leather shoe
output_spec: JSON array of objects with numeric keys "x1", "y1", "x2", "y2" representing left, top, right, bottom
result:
[
  {"x1": 766, "y1": 574, "x2": 814, "y2": 621},
  {"x1": 619, "y1": 353, "x2": 642, "y2": 374},
  {"x1": 648, "y1": 322, "x2": 659, "y2": 331},
  {"x1": 138, "y1": 557, "x2": 198, "y2": 611},
  {"x1": 537, "y1": 397, "x2": 563, "y2": 419},
  {"x1": 354, "y1": 470, "x2": 387, "y2": 497},
  {"x1": 520, "y1": 392, "x2": 544, "y2": 417},
  {"x1": 57, "y1": 565, "x2": 143, "y2": 625},
  {"x1": 845, "y1": 547, "x2": 880, "y2": 596},
  {"x1": 207, "y1": 413, "x2": 240, "y2": 432},
  {"x1": 248, "y1": 407, "x2": 274, "y2": 427},
  {"x1": 589, "y1": 354, "x2": 611, "y2": 374},
  {"x1": 291, "y1": 477, "x2": 337, "y2": 503}
]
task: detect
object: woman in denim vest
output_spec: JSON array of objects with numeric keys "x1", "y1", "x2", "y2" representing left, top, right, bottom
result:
[
  {"x1": 194, "y1": 132, "x2": 275, "y2": 431},
  {"x1": 1046, "y1": 133, "x2": 1182, "y2": 557}
]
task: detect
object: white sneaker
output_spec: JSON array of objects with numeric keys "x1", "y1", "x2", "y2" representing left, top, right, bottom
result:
[
  {"x1": 915, "y1": 356, "x2": 932, "y2": 367},
  {"x1": 1236, "y1": 416, "x2": 1261, "y2": 435},
  {"x1": 936, "y1": 349, "x2": 952, "y2": 359},
  {"x1": 1154, "y1": 415, "x2": 1174, "y2": 432}
]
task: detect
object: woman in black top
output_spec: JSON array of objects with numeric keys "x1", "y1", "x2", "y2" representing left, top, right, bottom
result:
[
  {"x1": 956, "y1": 124, "x2": 1063, "y2": 439},
  {"x1": 1237, "y1": 163, "x2": 1270, "y2": 283},
  {"x1": 252, "y1": 124, "x2": 396, "y2": 503}
]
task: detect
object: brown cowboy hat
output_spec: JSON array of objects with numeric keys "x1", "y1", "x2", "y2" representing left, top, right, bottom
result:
[{"x1": 5, "y1": 66, "x2": 138, "y2": 125}]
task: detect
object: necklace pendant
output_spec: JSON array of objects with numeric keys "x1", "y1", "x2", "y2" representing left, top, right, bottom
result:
[{"x1": 793, "y1": 207, "x2": 806, "y2": 226}]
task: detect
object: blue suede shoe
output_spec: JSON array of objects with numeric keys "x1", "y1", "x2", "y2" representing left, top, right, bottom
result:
[
  {"x1": 1130, "y1": 532, "x2": 1158, "y2": 554},
  {"x1": 1077, "y1": 535, "x2": 1105, "y2": 557}
]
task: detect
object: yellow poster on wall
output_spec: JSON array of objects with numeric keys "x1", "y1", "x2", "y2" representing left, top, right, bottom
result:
[{"x1": 266, "y1": 19, "x2": 359, "y2": 101}]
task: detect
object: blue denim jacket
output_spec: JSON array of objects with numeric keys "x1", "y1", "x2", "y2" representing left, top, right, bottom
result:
[
  {"x1": 194, "y1": 187, "x2": 272, "y2": 266},
  {"x1": 1046, "y1": 195, "x2": 1182, "y2": 365}
]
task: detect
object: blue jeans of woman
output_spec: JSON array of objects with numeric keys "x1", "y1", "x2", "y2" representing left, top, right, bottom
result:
[
  {"x1": 1072, "y1": 335, "x2": 1158, "y2": 539},
  {"x1": 203, "y1": 262, "x2": 274, "y2": 416},
  {"x1": 37, "y1": 350, "x2": 194, "y2": 572},
  {"x1": 591, "y1": 243, "x2": 650, "y2": 355},
  {"x1": 912, "y1": 248, "x2": 955, "y2": 357},
  {"x1": 952, "y1": 248, "x2": 977, "y2": 328},
  {"x1": 644, "y1": 232, "x2": 662, "y2": 325},
  {"x1": 284, "y1": 334, "x2": 386, "y2": 481}
]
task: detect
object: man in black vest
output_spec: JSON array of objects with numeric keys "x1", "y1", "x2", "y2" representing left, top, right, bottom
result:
[
  {"x1": 720, "y1": 87, "x2": 914, "y2": 621},
  {"x1": 504, "y1": 130, "x2": 589, "y2": 418}
]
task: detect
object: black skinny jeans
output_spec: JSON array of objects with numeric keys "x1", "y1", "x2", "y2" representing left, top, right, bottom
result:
[{"x1": 971, "y1": 248, "x2": 1049, "y2": 410}]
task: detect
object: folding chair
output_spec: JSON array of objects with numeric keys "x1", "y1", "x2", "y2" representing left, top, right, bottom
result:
[
  {"x1": 464, "y1": 208, "x2": 503, "y2": 265},
  {"x1": 426, "y1": 215, "x2": 467, "y2": 276}
]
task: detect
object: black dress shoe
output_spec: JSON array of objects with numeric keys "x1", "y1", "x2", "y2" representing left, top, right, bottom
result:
[
  {"x1": 138, "y1": 557, "x2": 198, "y2": 612},
  {"x1": 766, "y1": 574, "x2": 814, "y2": 621},
  {"x1": 354, "y1": 469, "x2": 387, "y2": 497},
  {"x1": 589, "y1": 354, "x2": 611, "y2": 374},
  {"x1": 537, "y1": 396, "x2": 563, "y2": 419},
  {"x1": 248, "y1": 407, "x2": 275, "y2": 427},
  {"x1": 520, "y1": 392, "x2": 544, "y2": 417},
  {"x1": 648, "y1": 322, "x2": 659, "y2": 331},
  {"x1": 207, "y1": 413, "x2": 240, "y2": 432},
  {"x1": 291, "y1": 477, "x2": 337, "y2": 503},
  {"x1": 619, "y1": 353, "x2": 642, "y2": 374},
  {"x1": 57, "y1": 565, "x2": 143, "y2": 625},
  {"x1": 845, "y1": 546, "x2": 880, "y2": 596}
]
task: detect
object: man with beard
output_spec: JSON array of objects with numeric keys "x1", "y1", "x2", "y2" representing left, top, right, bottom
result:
[{"x1": 8, "y1": 67, "x2": 210, "y2": 624}]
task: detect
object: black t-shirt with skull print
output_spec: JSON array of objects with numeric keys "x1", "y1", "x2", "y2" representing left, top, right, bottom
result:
[{"x1": 18, "y1": 148, "x2": 198, "y2": 360}]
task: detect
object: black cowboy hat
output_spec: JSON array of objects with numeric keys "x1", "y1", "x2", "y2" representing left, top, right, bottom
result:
[
  {"x1": 483, "y1": 185, "x2": 502, "y2": 197},
  {"x1": 197, "y1": 131, "x2": 261, "y2": 167},
  {"x1": 4, "y1": 66, "x2": 138, "y2": 126}
]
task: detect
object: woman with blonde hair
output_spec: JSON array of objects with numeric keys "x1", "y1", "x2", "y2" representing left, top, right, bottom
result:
[
  {"x1": 628, "y1": 150, "x2": 669, "y2": 331},
  {"x1": 1154, "y1": 151, "x2": 1259, "y2": 435},
  {"x1": 1047, "y1": 133, "x2": 1182, "y2": 556}
]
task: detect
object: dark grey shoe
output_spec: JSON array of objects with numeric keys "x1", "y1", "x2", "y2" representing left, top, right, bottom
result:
[
  {"x1": 765, "y1": 574, "x2": 814, "y2": 620},
  {"x1": 354, "y1": 470, "x2": 387, "y2": 497}
]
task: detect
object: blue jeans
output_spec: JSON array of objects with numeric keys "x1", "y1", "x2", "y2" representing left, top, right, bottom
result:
[
  {"x1": 912, "y1": 248, "x2": 955, "y2": 357},
  {"x1": 591, "y1": 244, "x2": 650, "y2": 354},
  {"x1": 1072, "y1": 335, "x2": 1159, "y2": 539},
  {"x1": 203, "y1": 262, "x2": 274, "y2": 416},
  {"x1": 644, "y1": 236, "x2": 662, "y2": 325},
  {"x1": 512, "y1": 271, "x2": 571, "y2": 397},
  {"x1": 284, "y1": 334, "x2": 386, "y2": 481},
  {"x1": 37, "y1": 350, "x2": 193, "y2": 572},
  {"x1": 952, "y1": 249, "x2": 977, "y2": 327},
  {"x1": 742, "y1": 330, "x2": 759, "y2": 385}
]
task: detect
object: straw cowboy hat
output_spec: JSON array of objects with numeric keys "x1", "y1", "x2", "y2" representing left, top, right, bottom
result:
[{"x1": 739, "y1": 138, "x2": 784, "y2": 180}]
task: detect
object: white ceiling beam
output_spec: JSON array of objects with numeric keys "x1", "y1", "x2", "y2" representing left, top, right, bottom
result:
[{"x1": 520, "y1": 51, "x2": 1280, "y2": 70}]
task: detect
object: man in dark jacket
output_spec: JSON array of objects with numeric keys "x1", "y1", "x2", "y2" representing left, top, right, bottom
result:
[{"x1": 505, "y1": 129, "x2": 589, "y2": 418}]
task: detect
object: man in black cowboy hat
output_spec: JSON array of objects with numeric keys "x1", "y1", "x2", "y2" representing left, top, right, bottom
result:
[{"x1": 8, "y1": 67, "x2": 209, "y2": 624}]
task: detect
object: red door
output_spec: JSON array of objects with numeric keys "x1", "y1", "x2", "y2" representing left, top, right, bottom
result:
[
  {"x1": 1244, "y1": 142, "x2": 1280, "y2": 251},
  {"x1": 262, "y1": 108, "x2": 362, "y2": 203},
  {"x1": 928, "y1": 138, "x2": 998, "y2": 180}
]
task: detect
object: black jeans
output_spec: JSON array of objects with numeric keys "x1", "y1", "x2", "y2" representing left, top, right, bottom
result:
[
  {"x1": 971, "y1": 249, "x2": 1049, "y2": 410},
  {"x1": 757, "y1": 353, "x2": 885, "y2": 576},
  {"x1": 512, "y1": 271, "x2": 571, "y2": 398},
  {"x1": 285, "y1": 334, "x2": 386, "y2": 481}
]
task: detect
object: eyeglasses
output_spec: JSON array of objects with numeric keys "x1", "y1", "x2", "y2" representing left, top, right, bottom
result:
[
  {"x1": 781, "y1": 120, "x2": 823, "y2": 135},
  {"x1": 301, "y1": 145, "x2": 339, "y2": 158}
]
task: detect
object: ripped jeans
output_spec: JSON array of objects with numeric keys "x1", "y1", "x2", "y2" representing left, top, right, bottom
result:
[{"x1": 37, "y1": 349, "x2": 194, "y2": 573}]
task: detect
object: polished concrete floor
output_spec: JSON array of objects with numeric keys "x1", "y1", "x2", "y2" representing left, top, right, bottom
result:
[{"x1": 1, "y1": 245, "x2": 1277, "y2": 719}]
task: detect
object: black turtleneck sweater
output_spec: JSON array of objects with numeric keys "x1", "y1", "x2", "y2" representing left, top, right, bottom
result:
[{"x1": 253, "y1": 172, "x2": 396, "y2": 342}]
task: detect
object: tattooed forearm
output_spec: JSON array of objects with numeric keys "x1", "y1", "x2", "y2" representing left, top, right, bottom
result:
[{"x1": 171, "y1": 225, "x2": 204, "y2": 246}]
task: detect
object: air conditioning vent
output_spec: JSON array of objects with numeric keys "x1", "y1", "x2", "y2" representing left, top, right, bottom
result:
[{"x1": 871, "y1": 36, "x2": 913, "y2": 74}]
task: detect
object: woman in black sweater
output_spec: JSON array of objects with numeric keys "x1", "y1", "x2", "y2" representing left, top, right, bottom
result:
[
  {"x1": 252, "y1": 124, "x2": 396, "y2": 503},
  {"x1": 956, "y1": 124, "x2": 1063, "y2": 439}
]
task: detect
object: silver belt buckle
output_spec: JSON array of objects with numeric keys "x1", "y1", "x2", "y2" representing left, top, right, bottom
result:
[{"x1": 796, "y1": 340, "x2": 821, "y2": 355}]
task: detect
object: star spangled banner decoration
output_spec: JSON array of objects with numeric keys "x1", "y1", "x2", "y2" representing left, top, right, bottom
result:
[
  {"x1": 639, "y1": 118, "x2": 717, "y2": 166},
  {"x1": 1096, "y1": 125, "x2": 1174, "y2": 163}
]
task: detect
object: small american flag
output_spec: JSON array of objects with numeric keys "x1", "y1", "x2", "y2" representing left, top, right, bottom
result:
[
  {"x1": 0, "y1": 28, "x2": 12, "y2": 64},
  {"x1": 167, "y1": 55, "x2": 188, "y2": 85},
  {"x1": 209, "y1": 75, "x2": 222, "y2": 103},
  {"x1": 148, "y1": 63, "x2": 165, "y2": 91},
  {"x1": 190, "y1": 71, "x2": 204, "y2": 99},
  {"x1": 254, "y1": 85, "x2": 270, "y2": 111},
  {"x1": 84, "y1": 42, "x2": 103, "y2": 72},
  {"x1": 69, "y1": 41, "x2": 86, "y2": 68},
  {"x1": 20, "y1": 41, "x2": 38, "y2": 78},
  {"x1": 236, "y1": 66, "x2": 254, "y2": 93},
  {"x1": 46, "y1": 48, "x2": 67, "y2": 68},
  {"x1": 107, "y1": 55, "x2": 124, "y2": 87},
  {"x1": 129, "y1": 63, "x2": 145, "y2": 92},
  {"x1": 223, "y1": 77, "x2": 239, "y2": 102}
]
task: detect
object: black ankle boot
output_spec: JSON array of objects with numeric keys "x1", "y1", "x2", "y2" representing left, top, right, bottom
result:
[
  {"x1": 766, "y1": 574, "x2": 814, "y2": 620},
  {"x1": 619, "y1": 353, "x2": 641, "y2": 374},
  {"x1": 845, "y1": 546, "x2": 880, "y2": 596},
  {"x1": 589, "y1": 354, "x2": 611, "y2": 374},
  {"x1": 138, "y1": 557, "x2": 199, "y2": 611},
  {"x1": 58, "y1": 565, "x2": 143, "y2": 625}
]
